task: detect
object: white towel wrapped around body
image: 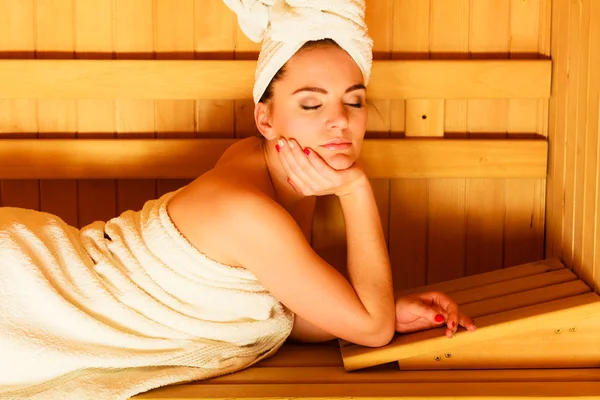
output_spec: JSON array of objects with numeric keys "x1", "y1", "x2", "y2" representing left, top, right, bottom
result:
[
  {"x1": 222, "y1": 0, "x2": 373, "y2": 103},
  {"x1": 0, "y1": 189, "x2": 294, "y2": 400}
]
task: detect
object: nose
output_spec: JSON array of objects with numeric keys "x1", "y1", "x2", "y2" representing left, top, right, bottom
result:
[{"x1": 326, "y1": 103, "x2": 349, "y2": 131}]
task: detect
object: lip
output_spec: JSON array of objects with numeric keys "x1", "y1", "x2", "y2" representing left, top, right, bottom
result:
[{"x1": 321, "y1": 139, "x2": 352, "y2": 151}]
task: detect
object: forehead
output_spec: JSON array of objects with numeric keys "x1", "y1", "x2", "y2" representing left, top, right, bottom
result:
[{"x1": 281, "y1": 45, "x2": 365, "y2": 87}]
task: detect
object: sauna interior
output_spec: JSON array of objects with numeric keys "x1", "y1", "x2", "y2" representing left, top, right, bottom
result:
[{"x1": 0, "y1": 0, "x2": 599, "y2": 399}]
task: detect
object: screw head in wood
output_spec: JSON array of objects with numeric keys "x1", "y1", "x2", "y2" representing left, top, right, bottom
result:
[
  {"x1": 555, "y1": 328, "x2": 562, "y2": 334},
  {"x1": 445, "y1": 353, "x2": 452, "y2": 358},
  {"x1": 570, "y1": 327, "x2": 577, "y2": 332},
  {"x1": 434, "y1": 355, "x2": 441, "y2": 361}
]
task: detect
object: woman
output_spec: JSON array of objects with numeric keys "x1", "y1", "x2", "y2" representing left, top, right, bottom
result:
[
  {"x1": 0, "y1": 1, "x2": 475, "y2": 399},
  {"x1": 169, "y1": 37, "x2": 476, "y2": 347}
]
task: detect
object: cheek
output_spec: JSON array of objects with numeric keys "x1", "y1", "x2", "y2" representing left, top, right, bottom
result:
[
  {"x1": 273, "y1": 111, "x2": 321, "y2": 140},
  {"x1": 351, "y1": 108, "x2": 368, "y2": 131}
]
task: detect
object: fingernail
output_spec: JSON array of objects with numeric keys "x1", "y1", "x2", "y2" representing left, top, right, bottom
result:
[
  {"x1": 434, "y1": 314, "x2": 445, "y2": 323},
  {"x1": 288, "y1": 140, "x2": 295, "y2": 149},
  {"x1": 277, "y1": 139, "x2": 285, "y2": 148},
  {"x1": 275, "y1": 144, "x2": 280, "y2": 152},
  {"x1": 304, "y1": 148, "x2": 310, "y2": 156}
]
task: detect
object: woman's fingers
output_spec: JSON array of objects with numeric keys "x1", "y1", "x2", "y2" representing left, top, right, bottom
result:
[
  {"x1": 276, "y1": 139, "x2": 314, "y2": 191},
  {"x1": 417, "y1": 291, "x2": 473, "y2": 337},
  {"x1": 276, "y1": 140, "x2": 310, "y2": 194},
  {"x1": 276, "y1": 138, "x2": 340, "y2": 195}
]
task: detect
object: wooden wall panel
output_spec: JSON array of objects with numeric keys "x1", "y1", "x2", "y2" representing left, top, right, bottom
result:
[
  {"x1": 547, "y1": 0, "x2": 600, "y2": 292},
  {"x1": 465, "y1": 0, "x2": 508, "y2": 276},
  {"x1": 0, "y1": 0, "x2": 40, "y2": 211},
  {"x1": 114, "y1": 0, "x2": 158, "y2": 215},
  {"x1": 75, "y1": 0, "x2": 117, "y2": 227},
  {"x1": 0, "y1": 0, "x2": 556, "y2": 292},
  {"x1": 36, "y1": 0, "x2": 79, "y2": 227},
  {"x1": 504, "y1": 0, "x2": 549, "y2": 269},
  {"x1": 388, "y1": 0, "x2": 429, "y2": 291}
]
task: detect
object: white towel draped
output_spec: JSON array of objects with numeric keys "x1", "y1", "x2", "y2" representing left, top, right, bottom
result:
[
  {"x1": 222, "y1": 0, "x2": 373, "y2": 103},
  {"x1": 0, "y1": 190, "x2": 294, "y2": 400}
]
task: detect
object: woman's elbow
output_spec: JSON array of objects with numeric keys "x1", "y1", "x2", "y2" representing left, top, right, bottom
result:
[{"x1": 354, "y1": 320, "x2": 395, "y2": 348}]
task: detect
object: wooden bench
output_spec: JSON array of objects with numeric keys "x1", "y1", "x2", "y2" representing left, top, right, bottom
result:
[{"x1": 134, "y1": 258, "x2": 600, "y2": 400}]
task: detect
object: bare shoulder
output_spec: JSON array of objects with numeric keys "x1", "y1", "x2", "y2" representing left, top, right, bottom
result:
[{"x1": 166, "y1": 157, "x2": 288, "y2": 268}]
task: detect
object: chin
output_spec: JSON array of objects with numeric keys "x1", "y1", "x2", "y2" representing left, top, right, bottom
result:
[{"x1": 324, "y1": 153, "x2": 357, "y2": 171}]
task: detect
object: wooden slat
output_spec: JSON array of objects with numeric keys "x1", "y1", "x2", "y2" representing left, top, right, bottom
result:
[
  {"x1": 398, "y1": 328, "x2": 600, "y2": 370},
  {"x1": 458, "y1": 279, "x2": 591, "y2": 318},
  {"x1": 203, "y1": 365, "x2": 600, "y2": 384},
  {"x1": 395, "y1": 258, "x2": 564, "y2": 296},
  {"x1": 0, "y1": 59, "x2": 551, "y2": 100},
  {"x1": 133, "y1": 381, "x2": 600, "y2": 399},
  {"x1": 340, "y1": 292, "x2": 600, "y2": 371},
  {"x1": 0, "y1": 138, "x2": 548, "y2": 179},
  {"x1": 448, "y1": 268, "x2": 578, "y2": 305}
]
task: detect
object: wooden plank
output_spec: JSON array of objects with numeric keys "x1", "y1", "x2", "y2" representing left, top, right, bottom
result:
[
  {"x1": 0, "y1": 59, "x2": 552, "y2": 100},
  {"x1": 398, "y1": 326, "x2": 600, "y2": 370},
  {"x1": 113, "y1": 0, "x2": 158, "y2": 214},
  {"x1": 75, "y1": 0, "x2": 117, "y2": 228},
  {"x1": 133, "y1": 381, "x2": 600, "y2": 399},
  {"x1": 35, "y1": 0, "x2": 78, "y2": 228},
  {"x1": 154, "y1": 0, "x2": 196, "y2": 197},
  {"x1": 395, "y1": 258, "x2": 564, "y2": 296},
  {"x1": 388, "y1": 0, "x2": 430, "y2": 292},
  {"x1": 465, "y1": 0, "x2": 509, "y2": 276},
  {"x1": 255, "y1": 343, "x2": 342, "y2": 368},
  {"x1": 505, "y1": 0, "x2": 547, "y2": 268},
  {"x1": 546, "y1": 0, "x2": 570, "y2": 261},
  {"x1": 592, "y1": 2, "x2": 600, "y2": 293},
  {"x1": 426, "y1": 0, "x2": 469, "y2": 286},
  {"x1": 0, "y1": 138, "x2": 548, "y2": 180},
  {"x1": 457, "y1": 279, "x2": 591, "y2": 319},
  {"x1": 562, "y1": 0, "x2": 584, "y2": 272},
  {"x1": 0, "y1": 0, "x2": 40, "y2": 211},
  {"x1": 340, "y1": 292, "x2": 600, "y2": 371},
  {"x1": 203, "y1": 366, "x2": 600, "y2": 384},
  {"x1": 583, "y1": 0, "x2": 600, "y2": 292},
  {"x1": 447, "y1": 268, "x2": 578, "y2": 305}
]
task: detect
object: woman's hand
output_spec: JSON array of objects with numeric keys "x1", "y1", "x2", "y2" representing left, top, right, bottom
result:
[
  {"x1": 275, "y1": 137, "x2": 366, "y2": 197},
  {"x1": 394, "y1": 291, "x2": 477, "y2": 338}
]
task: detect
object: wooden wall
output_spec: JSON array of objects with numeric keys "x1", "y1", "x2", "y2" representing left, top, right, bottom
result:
[
  {"x1": 546, "y1": 0, "x2": 600, "y2": 292},
  {"x1": 0, "y1": 0, "x2": 550, "y2": 292}
]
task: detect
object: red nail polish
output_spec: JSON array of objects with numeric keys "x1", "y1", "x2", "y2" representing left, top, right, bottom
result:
[
  {"x1": 450, "y1": 321, "x2": 455, "y2": 329},
  {"x1": 304, "y1": 148, "x2": 310, "y2": 156},
  {"x1": 435, "y1": 314, "x2": 445, "y2": 323},
  {"x1": 275, "y1": 144, "x2": 280, "y2": 152}
]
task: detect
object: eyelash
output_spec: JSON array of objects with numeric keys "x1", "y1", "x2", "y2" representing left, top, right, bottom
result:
[{"x1": 300, "y1": 103, "x2": 363, "y2": 111}]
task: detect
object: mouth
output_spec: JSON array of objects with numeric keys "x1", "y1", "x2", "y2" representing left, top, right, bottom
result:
[{"x1": 321, "y1": 139, "x2": 352, "y2": 151}]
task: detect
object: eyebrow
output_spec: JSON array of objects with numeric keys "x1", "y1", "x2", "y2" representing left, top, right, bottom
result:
[{"x1": 292, "y1": 83, "x2": 366, "y2": 95}]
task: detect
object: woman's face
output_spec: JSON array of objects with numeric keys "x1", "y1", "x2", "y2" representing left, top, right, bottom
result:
[{"x1": 257, "y1": 45, "x2": 368, "y2": 171}]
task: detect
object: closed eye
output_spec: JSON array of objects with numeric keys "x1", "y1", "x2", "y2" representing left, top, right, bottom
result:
[
  {"x1": 301, "y1": 105, "x2": 321, "y2": 111},
  {"x1": 301, "y1": 103, "x2": 363, "y2": 111}
]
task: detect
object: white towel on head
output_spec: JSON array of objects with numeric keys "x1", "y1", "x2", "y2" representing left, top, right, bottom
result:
[{"x1": 222, "y1": 0, "x2": 373, "y2": 104}]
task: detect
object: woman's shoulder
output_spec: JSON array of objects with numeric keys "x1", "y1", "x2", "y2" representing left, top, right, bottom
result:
[{"x1": 166, "y1": 143, "x2": 285, "y2": 267}]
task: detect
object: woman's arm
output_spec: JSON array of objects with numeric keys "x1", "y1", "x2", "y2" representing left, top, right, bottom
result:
[
  {"x1": 288, "y1": 176, "x2": 395, "y2": 344},
  {"x1": 219, "y1": 182, "x2": 394, "y2": 347},
  {"x1": 338, "y1": 176, "x2": 395, "y2": 339}
]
